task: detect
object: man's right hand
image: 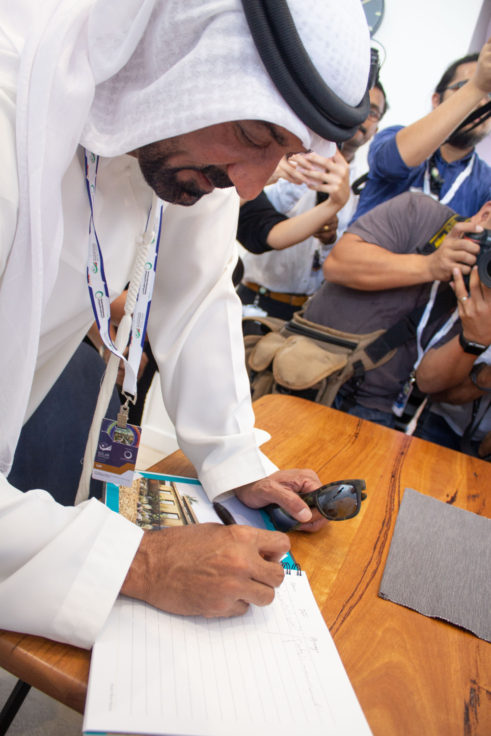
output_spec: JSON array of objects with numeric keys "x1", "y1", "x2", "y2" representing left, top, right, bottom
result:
[
  {"x1": 426, "y1": 221, "x2": 481, "y2": 281},
  {"x1": 472, "y1": 35, "x2": 491, "y2": 96},
  {"x1": 121, "y1": 523, "x2": 290, "y2": 617}
]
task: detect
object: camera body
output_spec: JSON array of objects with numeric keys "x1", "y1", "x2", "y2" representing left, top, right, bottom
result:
[{"x1": 467, "y1": 229, "x2": 491, "y2": 287}]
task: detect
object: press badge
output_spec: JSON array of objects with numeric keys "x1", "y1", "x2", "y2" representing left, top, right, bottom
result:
[
  {"x1": 92, "y1": 405, "x2": 141, "y2": 486},
  {"x1": 392, "y1": 373, "x2": 415, "y2": 418}
]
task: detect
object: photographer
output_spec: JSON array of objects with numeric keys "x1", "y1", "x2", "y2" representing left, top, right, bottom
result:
[
  {"x1": 238, "y1": 83, "x2": 387, "y2": 320},
  {"x1": 415, "y1": 266, "x2": 491, "y2": 454},
  {"x1": 354, "y1": 39, "x2": 491, "y2": 219},
  {"x1": 300, "y1": 191, "x2": 491, "y2": 427}
]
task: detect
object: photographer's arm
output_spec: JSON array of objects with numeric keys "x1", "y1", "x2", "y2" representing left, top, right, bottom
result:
[
  {"x1": 395, "y1": 37, "x2": 491, "y2": 167},
  {"x1": 324, "y1": 222, "x2": 481, "y2": 290},
  {"x1": 238, "y1": 153, "x2": 349, "y2": 253},
  {"x1": 324, "y1": 233, "x2": 430, "y2": 289},
  {"x1": 266, "y1": 199, "x2": 344, "y2": 250},
  {"x1": 416, "y1": 268, "x2": 491, "y2": 394},
  {"x1": 428, "y1": 368, "x2": 491, "y2": 404}
]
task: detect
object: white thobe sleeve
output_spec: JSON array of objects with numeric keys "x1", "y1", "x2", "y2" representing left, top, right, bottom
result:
[
  {"x1": 0, "y1": 474, "x2": 143, "y2": 648},
  {"x1": 147, "y1": 188, "x2": 278, "y2": 500},
  {"x1": 0, "y1": 65, "x2": 144, "y2": 649}
]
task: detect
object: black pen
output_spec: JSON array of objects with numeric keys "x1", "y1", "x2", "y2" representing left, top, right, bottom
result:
[{"x1": 213, "y1": 501, "x2": 237, "y2": 525}]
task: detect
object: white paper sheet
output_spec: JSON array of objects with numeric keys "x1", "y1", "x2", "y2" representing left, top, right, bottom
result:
[{"x1": 83, "y1": 572, "x2": 371, "y2": 736}]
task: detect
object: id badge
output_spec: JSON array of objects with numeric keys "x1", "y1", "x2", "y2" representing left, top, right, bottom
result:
[
  {"x1": 392, "y1": 374, "x2": 416, "y2": 417},
  {"x1": 92, "y1": 406, "x2": 141, "y2": 486}
]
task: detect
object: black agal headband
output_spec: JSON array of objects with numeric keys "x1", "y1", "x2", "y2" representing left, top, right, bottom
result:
[{"x1": 241, "y1": 0, "x2": 379, "y2": 143}]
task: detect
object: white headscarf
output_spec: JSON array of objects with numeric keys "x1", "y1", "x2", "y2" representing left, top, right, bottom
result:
[
  {"x1": 0, "y1": 0, "x2": 369, "y2": 474},
  {"x1": 82, "y1": 0, "x2": 370, "y2": 157}
]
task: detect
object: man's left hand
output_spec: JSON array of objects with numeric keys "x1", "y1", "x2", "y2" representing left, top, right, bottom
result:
[{"x1": 234, "y1": 469, "x2": 327, "y2": 533}]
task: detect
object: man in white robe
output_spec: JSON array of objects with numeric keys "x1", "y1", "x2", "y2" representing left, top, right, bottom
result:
[{"x1": 0, "y1": 0, "x2": 370, "y2": 647}]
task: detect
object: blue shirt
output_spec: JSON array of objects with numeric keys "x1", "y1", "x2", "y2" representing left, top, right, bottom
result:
[{"x1": 353, "y1": 125, "x2": 491, "y2": 220}]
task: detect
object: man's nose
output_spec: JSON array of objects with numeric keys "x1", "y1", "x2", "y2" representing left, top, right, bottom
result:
[{"x1": 226, "y1": 156, "x2": 281, "y2": 201}]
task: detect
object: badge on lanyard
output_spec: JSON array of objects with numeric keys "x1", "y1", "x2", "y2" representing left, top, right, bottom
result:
[
  {"x1": 84, "y1": 150, "x2": 163, "y2": 486},
  {"x1": 93, "y1": 404, "x2": 141, "y2": 486},
  {"x1": 392, "y1": 371, "x2": 416, "y2": 417},
  {"x1": 391, "y1": 281, "x2": 459, "y2": 419}
]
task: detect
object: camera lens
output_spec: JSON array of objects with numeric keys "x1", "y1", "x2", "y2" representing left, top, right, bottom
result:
[{"x1": 477, "y1": 248, "x2": 491, "y2": 288}]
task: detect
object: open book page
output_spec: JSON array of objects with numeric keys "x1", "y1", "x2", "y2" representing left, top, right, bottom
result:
[
  {"x1": 106, "y1": 472, "x2": 297, "y2": 565},
  {"x1": 83, "y1": 572, "x2": 371, "y2": 736},
  {"x1": 107, "y1": 471, "x2": 276, "y2": 529}
]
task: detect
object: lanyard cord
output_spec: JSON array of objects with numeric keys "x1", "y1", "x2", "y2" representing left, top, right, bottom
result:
[
  {"x1": 404, "y1": 282, "x2": 458, "y2": 436},
  {"x1": 75, "y1": 153, "x2": 163, "y2": 505},
  {"x1": 414, "y1": 281, "x2": 459, "y2": 371},
  {"x1": 423, "y1": 153, "x2": 475, "y2": 205}
]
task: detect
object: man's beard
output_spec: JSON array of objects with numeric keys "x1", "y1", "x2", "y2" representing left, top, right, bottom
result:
[
  {"x1": 137, "y1": 143, "x2": 233, "y2": 206},
  {"x1": 446, "y1": 121, "x2": 489, "y2": 150}
]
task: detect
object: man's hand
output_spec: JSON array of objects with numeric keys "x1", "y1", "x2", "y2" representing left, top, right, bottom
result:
[
  {"x1": 234, "y1": 469, "x2": 327, "y2": 533},
  {"x1": 122, "y1": 523, "x2": 290, "y2": 617},
  {"x1": 416, "y1": 266, "x2": 491, "y2": 396},
  {"x1": 426, "y1": 222, "x2": 482, "y2": 281},
  {"x1": 472, "y1": 36, "x2": 491, "y2": 97},
  {"x1": 453, "y1": 266, "x2": 491, "y2": 346},
  {"x1": 291, "y1": 150, "x2": 350, "y2": 209},
  {"x1": 265, "y1": 155, "x2": 307, "y2": 186}
]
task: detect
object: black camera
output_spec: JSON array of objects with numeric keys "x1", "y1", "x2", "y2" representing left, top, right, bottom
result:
[{"x1": 467, "y1": 229, "x2": 491, "y2": 288}]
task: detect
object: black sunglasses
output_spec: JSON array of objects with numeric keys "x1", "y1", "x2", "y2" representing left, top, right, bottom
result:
[{"x1": 265, "y1": 479, "x2": 367, "y2": 532}]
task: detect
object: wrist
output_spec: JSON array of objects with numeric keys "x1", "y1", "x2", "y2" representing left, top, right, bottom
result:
[
  {"x1": 470, "y1": 363, "x2": 491, "y2": 392},
  {"x1": 459, "y1": 331, "x2": 488, "y2": 355},
  {"x1": 121, "y1": 531, "x2": 155, "y2": 601},
  {"x1": 423, "y1": 252, "x2": 442, "y2": 283},
  {"x1": 467, "y1": 77, "x2": 491, "y2": 102}
]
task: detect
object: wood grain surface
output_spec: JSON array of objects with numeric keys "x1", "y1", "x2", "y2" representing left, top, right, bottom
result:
[{"x1": 1, "y1": 395, "x2": 489, "y2": 734}]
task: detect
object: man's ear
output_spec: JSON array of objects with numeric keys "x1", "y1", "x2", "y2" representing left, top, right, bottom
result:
[{"x1": 431, "y1": 92, "x2": 442, "y2": 110}]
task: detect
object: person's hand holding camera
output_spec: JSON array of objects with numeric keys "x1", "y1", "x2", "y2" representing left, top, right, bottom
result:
[
  {"x1": 426, "y1": 221, "x2": 482, "y2": 282},
  {"x1": 416, "y1": 265, "x2": 491, "y2": 397},
  {"x1": 452, "y1": 266, "x2": 491, "y2": 347}
]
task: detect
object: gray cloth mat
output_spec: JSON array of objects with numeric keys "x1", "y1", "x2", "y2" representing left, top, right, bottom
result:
[{"x1": 379, "y1": 487, "x2": 491, "y2": 642}]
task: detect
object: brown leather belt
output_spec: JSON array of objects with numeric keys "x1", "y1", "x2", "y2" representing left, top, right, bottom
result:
[{"x1": 243, "y1": 281, "x2": 308, "y2": 307}]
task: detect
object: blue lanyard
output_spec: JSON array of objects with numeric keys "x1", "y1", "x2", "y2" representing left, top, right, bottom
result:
[{"x1": 85, "y1": 150, "x2": 163, "y2": 398}]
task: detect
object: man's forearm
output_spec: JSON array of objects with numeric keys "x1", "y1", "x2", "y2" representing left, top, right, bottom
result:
[
  {"x1": 416, "y1": 337, "x2": 477, "y2": 395},
  {"x1": 324, "y1": 239, "x2": 432, "y2": 290},
  {"x1": 429, "y1": 375, "x2": 486, "y2": 404},
  {"x1": 267, "y1": 199, "x2": 342, "y2": 250},
  {"x1": 395, "y1": 80, "x2": 488, "y2": 168}
]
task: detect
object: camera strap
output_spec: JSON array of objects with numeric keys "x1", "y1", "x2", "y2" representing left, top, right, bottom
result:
[
  {"x1": 453, "y1": 99, "x2": 491, "y2": 136},
  {"x1": 418, "y1": 213, "x2": 466, "y2": 255}
]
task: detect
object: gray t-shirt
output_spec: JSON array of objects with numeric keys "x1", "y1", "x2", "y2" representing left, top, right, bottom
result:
[{"x1": 304, "y1": 192, "x2": 456, "y2": 412}]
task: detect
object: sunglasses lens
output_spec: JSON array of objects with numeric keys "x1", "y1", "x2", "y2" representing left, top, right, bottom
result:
[{"x1": 317, "y1": 483, "x2": 359, "y2": 520}]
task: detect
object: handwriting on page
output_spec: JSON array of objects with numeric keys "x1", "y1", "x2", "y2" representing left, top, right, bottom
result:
[{"x1": 84, "y1": 574, "x2": 372, "y2": 736}]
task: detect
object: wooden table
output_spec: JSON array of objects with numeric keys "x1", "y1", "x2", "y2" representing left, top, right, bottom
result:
[{"x1": 1, "y1": 394, "x2": 490, "y2": 734}]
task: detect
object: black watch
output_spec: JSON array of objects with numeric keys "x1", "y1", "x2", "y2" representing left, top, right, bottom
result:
[{"x1": 459, "y1": 332, "x2": 488, "y2": 355}]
